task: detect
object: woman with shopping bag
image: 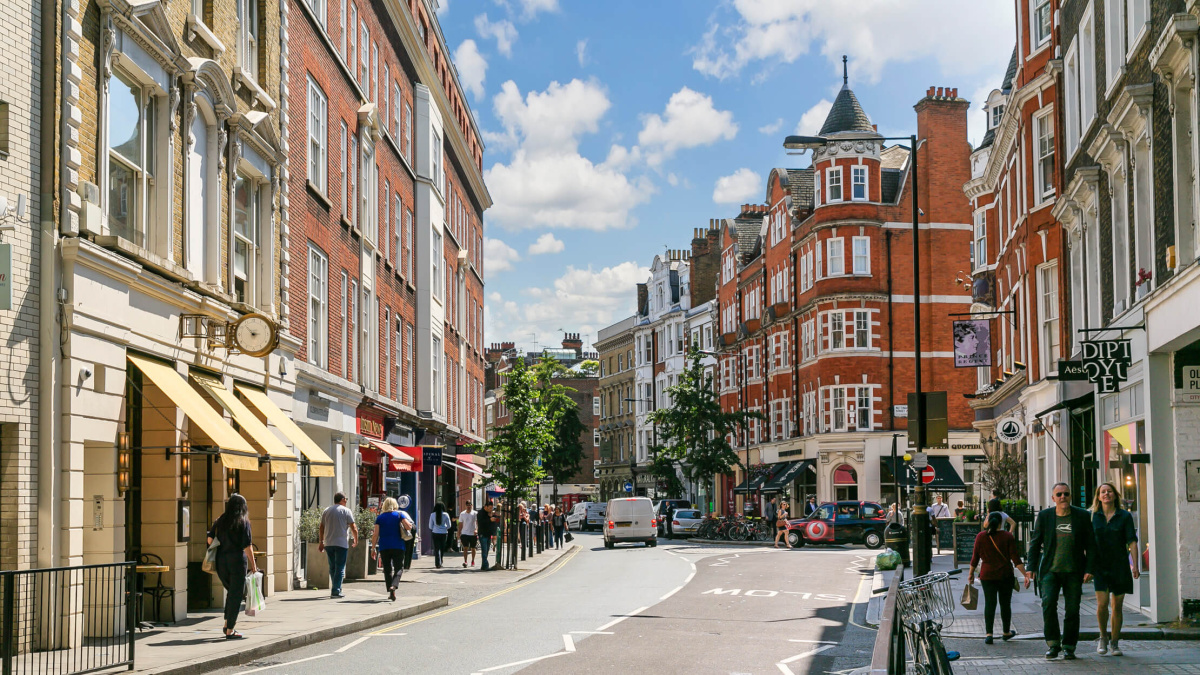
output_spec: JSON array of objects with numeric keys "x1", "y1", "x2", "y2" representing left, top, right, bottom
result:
[
  {"x1": 968, "y1": 511, "x2": 1033, "y2": 644},
  {"x1": 206, "y1": 494, "x2": 259, "y2": 639}
]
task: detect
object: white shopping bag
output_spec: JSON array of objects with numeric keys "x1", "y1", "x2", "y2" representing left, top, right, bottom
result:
[{"x1": 245, "y1": 572, "x2": 267, "y2": 616}]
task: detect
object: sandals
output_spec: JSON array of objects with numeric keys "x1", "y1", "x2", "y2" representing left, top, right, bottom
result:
[
  {"x1": 1003, "y1": 631, "x2": 1017, "y2": 641},
  {"x1": 225, "y1": 631, "x2": 244, "y2": 640}
]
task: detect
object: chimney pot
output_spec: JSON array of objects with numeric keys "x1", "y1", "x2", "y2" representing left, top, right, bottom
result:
[
  {"x1": 950, "y1": 87, "x2": 958, "y2": 98},
  {"x1": 927, "y1": 86, "x2": 936, "y2": 97},
  {"x1": 936, "y1": 87, "x2": 944, "y2": 97}
]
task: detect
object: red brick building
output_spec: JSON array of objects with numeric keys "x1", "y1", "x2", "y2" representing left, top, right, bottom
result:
[
  {"x1": 283, "y1": 0, "x2": 489, "y2": 554},
  {"x1": 715, "y1": 75, "x2": 978, "y2": 518}
]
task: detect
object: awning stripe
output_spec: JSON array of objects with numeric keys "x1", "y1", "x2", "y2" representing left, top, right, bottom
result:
[
  {"x1": 191, "y1": 373, "x2": 298, "y2": 474},
  {"x1": 234, "y1": 384, "x2": 336, "y2": 477},
  {"x1": 127, "y1": 354, "x2": 260, "y2": 472}
]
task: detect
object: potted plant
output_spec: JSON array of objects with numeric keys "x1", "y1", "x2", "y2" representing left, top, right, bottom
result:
[
  {"x1": 345, "y1": 506, "x2": 378, "y2": 580},
  {"x1": 298, "y1": 507, "x2": 329, "y2": 590}
]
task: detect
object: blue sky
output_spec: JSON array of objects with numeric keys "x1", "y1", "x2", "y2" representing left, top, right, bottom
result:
[{"x1": 438, "y1": 0, "x2": 1014, "y2": 354}]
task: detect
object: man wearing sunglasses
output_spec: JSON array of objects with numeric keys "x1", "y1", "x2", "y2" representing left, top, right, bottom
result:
[{"x1": 1027, "y1": 483, "x2": 1095, "y2": 660}]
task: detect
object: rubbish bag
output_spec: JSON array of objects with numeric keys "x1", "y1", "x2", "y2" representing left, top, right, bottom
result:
[
  {"x1": 875, "y1": 548, "x2": 901, "y2": 570},
  {"x1": 245, "y1": 572, "x2": 266, "y2": 616}
]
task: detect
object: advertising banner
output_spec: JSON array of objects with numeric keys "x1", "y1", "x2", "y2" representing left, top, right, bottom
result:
[{"x1": 953, "y1": 320, "x2": 991, "y2": 368}]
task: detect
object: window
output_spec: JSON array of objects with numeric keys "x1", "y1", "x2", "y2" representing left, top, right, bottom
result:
[
  {"x1": 814, "y1": 171, "x2": 821, "y2": 206},
  {"x1": 1111, "y1": 166, "x2": 1130, "y2": 310},
  {"x1": 990, "y1": 104, "x2": 1004, "y2": 129},
  {"x1": 1064, "y1": 43, "x2": 1080, "y2": 159},
  {"x1": 308, "y1": 245, "x2": 328, "y2": 367},
  {"x1": 1039, "y1": 263, "x2": 1060, "y2": 376},
  {"x1": 395, "y1": 318, "x2": 402, "y2": 401},
  {"x1": 405, "y1": 324, "x2": 413, "y2": 406},
  {"x1": 973, "y1": 210, "x2": 987, "y2": 269},
  {"x1": 360, "y1": 140, "x2": 376, "y2": 243},
  {"x1": 340, "y1": 271, "x2": 348, "y2": 378},
  {"x1": 856, "y1": 387, "x2": 872, "y2": 430},
  {"x1": 855, "y1": 312, "x2": 869, "y2": 348},
  {"x1": 392, "y1": 83, "x2": 401, "y2": 139},
  {"x1": 851, "y1": 166, "x2": 867, "y2": 201},
  {"x1": 348, "y1": 279, "x2": 357, "y2": 382},
  {"x1": 830, "y1": 313, "x2": 844, "y2": 350},
  {"x1": 827, "y1": 237, "x2": 845, "y2": 276},
  {"x1": 1080, "y1": 8, "x2": 1096, "y2": 127},
  {"x1": 307, "y1": 78, "x2": 327, "y2": 192},
  {"x1": 1104, "y1": 0, "x2": 1124, "y2": 87},
  {"x1": 1032, "y1": 0, "x2": 1051, "y2": 47},
  {"x1": 232, "y1": 175, "x2": 260, "y2": 304},
  {"x1": 815, "y1": 242, "x2": 823, "y2": 280},
  {"x1": 1034, "y1": 111, "x2": 1054, "y2": 201},
  {"x1": 432, "y1": 335, "x2": 442, "y2": 415},
  {"x1": 432, "y1": 129, "x2": 443, "y2": 192},
  {"x1": 826, "y1": 167, "x2": 843, "y2": 202},
  {"x1": 831, "y1": 388, "x2": 846, "y2": 431},
  {"x1": 852, "y1": 236, "x2": 870, "y2": 274},
  {"x1": 349, "y1": 4, "x2": 357, "y2": 70},
  {"x1": 359, "y1": 20, "x2": 369, "y2": 87},
  {"x1": 405, "y1": 208, "x2": 414, "y2": 279},
  {"x1": 432, "y1": 228, "x2": 443, "y2": 300},
  {"x1": 361, "y1": 285, "x2": 375, "y2": 390},
  {"x1": 108, "y1": 69, "x2": 156, "y2": 247},
  {"x1": 1126, "y1": 0, "x2": 1148, "y2": 52},
  {"x1": 802, "y1": 320, "x2": 815, "y2": 361},
  {"x1": 393, "y1": 194, "x2": 402, "y2": 267},
  {"x1": 404, "y1": 102, "x2": 412, "y2": 161},
  {"x1": 238, "y1": 0, "x2": 259, "y2": 80},
  {"x1": 307, "y1": 0, "x2": 325, "y2": 28},
  {"x1": 593, "y1": 430, "x2": 600, "y2": 448},
  {"x1": 593, "y1": 396, "x2": 600, "y2": 416}
]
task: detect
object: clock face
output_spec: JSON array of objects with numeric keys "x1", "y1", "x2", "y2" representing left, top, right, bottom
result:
[{"x1": 233, "y1": 314, "x2": 276, "y2": 356}]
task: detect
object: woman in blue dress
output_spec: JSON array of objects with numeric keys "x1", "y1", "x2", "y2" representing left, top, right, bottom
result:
[{"x1": 1090, "y1": 482, "x2": 1140, "y2": 656}]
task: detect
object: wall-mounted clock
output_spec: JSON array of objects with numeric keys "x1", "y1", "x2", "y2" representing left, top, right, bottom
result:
[{"x1": 230, "y1": 313, "x2": 278, "y2": 357}]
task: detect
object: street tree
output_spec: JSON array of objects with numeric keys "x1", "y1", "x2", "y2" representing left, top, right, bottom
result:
[
  {"x1": 650, "y1": 346, "x2": 762, "y2": 513},
  {"x1": 981, "y1": 445, "x2": 1027, "y2": 504},
  {"x1": 647, "y1": 449, "x2": 685, "y2": 499},
  {"x1": 537, "y1": 369, "x2": 587, "y2": 504}
]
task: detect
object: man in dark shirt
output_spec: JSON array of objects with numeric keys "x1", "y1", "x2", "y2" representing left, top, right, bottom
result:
[
  {"x1": 1028, "y1": 482, "x2": 1094, "y2": 660},
  {"x1": 476, "y1": 501, "x2": 496, "y2": 571}
]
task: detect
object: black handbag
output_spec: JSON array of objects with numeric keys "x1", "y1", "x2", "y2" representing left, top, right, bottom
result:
[{"x1": 564, "y1": 531, "x2": 574, "y2": 542}]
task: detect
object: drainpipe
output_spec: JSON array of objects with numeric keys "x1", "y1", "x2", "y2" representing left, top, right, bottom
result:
[
  {"x1": 886, "y1": 230, "x2": 895, "y2": 433},
  {"x1": 791, "y1": 249, "x2": 800, "y2": 437},
  {"x1": 37, "y1": 0, "x2": 62, "y2": 569}
]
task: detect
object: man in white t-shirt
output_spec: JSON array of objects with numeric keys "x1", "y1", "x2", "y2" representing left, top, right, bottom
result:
[{"x1": 458, "y1": 501, "x2": 479, "y2": 568}]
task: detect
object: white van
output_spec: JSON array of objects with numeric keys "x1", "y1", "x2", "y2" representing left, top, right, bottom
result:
[
  {"x1": 603, "y1": 497, "x2": 657, "y2": 548},
  {"x1": 566, "y1": 502, "x2": 591, "y2": 530},
  {"x1": 583, "y1": 503, "x2": 607, "y2": 531}
]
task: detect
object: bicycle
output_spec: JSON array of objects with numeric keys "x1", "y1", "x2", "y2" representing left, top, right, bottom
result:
[{"x1": 874, "y1": 569, "x2": 962, "y2": 674}]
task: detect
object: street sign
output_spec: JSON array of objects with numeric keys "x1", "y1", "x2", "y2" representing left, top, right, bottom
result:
[
  {"x1": 911, "y1": 452, "x2": 929, "y2": 470},
  {"x1": 893, "y1": 404, "x2": 908, "y2": 418},
  {"x1": 907, "y1": 392, "x2": 948, "y2": 448},
  {"x1": 624, "y1": 481, "x2": 633, "y2": 493},
  {"x1": 921, "y1": 465, "x2": 936, "y2": 485}
]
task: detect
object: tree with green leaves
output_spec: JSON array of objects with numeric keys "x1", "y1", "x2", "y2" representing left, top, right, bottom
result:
[
  {"x1": 647, "y1": 449, "x2": 685, "y2": 498},
  {"x1": 650, "y1": 346, "x2": 762, "y2": 513},
  {"x1": 478, "y1": 357, "x2": 551, "y2": 567},
  {"x1": 539, "y1": 379, "x2": 587, "y2": 503}
]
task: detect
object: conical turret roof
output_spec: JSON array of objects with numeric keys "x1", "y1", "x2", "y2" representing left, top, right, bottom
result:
[{"x1": 819, "y1": 85, "x2": 875, "y2": 136}]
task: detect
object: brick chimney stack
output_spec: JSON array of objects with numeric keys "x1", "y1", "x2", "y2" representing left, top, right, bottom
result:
[{"x1": 562, "y1": 332, "x2": 583, "y2": 357}]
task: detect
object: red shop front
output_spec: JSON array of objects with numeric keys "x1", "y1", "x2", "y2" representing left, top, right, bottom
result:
[{"x1": 356, "y1": 407, "x2": 387, "y2": 507}]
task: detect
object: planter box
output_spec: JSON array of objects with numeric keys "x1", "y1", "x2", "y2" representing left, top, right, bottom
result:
[
  {"x1": 346, "y1": 540, "x2": 373, "y2": 580},
  {"x1": 305, "y1": 543, "x2": 329, "y2": 590}
]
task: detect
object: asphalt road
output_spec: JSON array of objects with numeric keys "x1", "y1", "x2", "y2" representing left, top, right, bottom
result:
[{"x1": 213, "y1": 532, "x2": 880, "y2": 675}]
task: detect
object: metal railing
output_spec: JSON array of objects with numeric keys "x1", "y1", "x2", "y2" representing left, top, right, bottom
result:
[
  {"x1": 870, "y1": 564, "x2": 906, "y2": 675},
  {"x1": 1, "y1": 562, "x2": 135, "y2": 675}
]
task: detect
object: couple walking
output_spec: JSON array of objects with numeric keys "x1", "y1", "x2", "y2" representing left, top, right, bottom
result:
[{"x1": 967, "y1": 482, "x2": 1140, "y2": 660}]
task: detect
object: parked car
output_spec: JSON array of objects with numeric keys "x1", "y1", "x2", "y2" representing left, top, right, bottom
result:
[
  {"x1": 654, "y1": 499, "x2": 692, "y2": 537},
  {"x1": 667, "y1": 508, "x2": 704, "y2": 538},
  {"x1": 604, "y1": 497, "x2": 657, "y2": 548},
  {"x1": 785, "y1": 501, "x2": 886, "y2": 549},
  {"x1": 566, "y1": 502, "x2": 591, "y2": 531},
  {"x1": 583, "y1": 503, "x2": 608, "y2": 531}
]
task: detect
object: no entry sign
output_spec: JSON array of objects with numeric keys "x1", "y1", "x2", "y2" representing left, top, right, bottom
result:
[{"x1": 921, "y1": 465, "x2": 936, "y2": 485}]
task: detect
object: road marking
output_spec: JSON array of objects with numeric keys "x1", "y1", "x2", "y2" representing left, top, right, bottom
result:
[
  {"x1": 788, "y1": 639, "x2": 837, "y2": 644},
  {"x1": 472, "y1": 650, "x2": 570, "y2": 674},
  {"x1": 776, "y1": 644, "x2": 835, "y2": 674},
  {"x1": 846, "y1": 565, "x2": 876, "y2": 632},
  {"x1": 684, "y1": 571, "x2": 695, "y2": 584},
  {"x1": 596, "y1": 605, "x2": 647, "y2": 631},
  {"x1": 660, "y1": 585, "x2": 683, "y2": 600},
  {"x1": 238, "y1": 653, "x2": 331, "y2": 673},
  {"x1": 370, "y1": 545, "x2": 581, "y2": 635},
  {"x1": 562, "y1": 634, "x2": 575, "y2": 652},
  {"x1": 334, "y1": 636, "x2": 371, "y2": 652},
  {"x1": 568, "y1": 631, "x2": 613, "y2": 635}
]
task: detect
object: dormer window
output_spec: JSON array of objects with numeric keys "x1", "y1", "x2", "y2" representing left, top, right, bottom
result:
[{"x1": 990, "y1": 104, "x2": 1004, "y2": 129}]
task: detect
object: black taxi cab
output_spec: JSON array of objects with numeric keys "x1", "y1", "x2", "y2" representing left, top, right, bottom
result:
[{"x1": 785, "y1": 500, "x2": 886, "y2": 549}]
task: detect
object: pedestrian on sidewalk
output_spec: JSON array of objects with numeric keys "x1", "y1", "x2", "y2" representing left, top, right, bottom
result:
[
  {"x1": 986, "y1": 498, "x2": 1018, "y2": 534},
  {"x1": 372, "y1": 498, "x2": 413, "y2": 601},
  {"x1": 317, "y1": 492, "x2": 358, "y2": 599},
  {"x1": 429, "y1": 502, "x2": 451, "y2": 568},
  {"x1": 1091, "y1": 482, "x2": 1140, "y2": 656},
  {"x1": 459, "y1": 501, "x2": 478, "y2": 567},
  {"x1": 552, "y1": 505, "x2": 566, "y2": 548},
  {"x1": 765, "y1": 497, "x2": 778, "y2": 532},
  {"x1": 477, "y1": 501, "x2": 496, "y2": 571},
  {"x1": 206, "y1": 494, "x2": 259, "y2": 639},
  {"x1": 1028, "y1": 482, "x2": 1095, "y2": 661},
  {"x1": 968, "y1": 512, "x2": 1032, "y2": 644},
  {"x1": 804, "y1": 496, "x2": 817, "y2": 517},
  {"x1": 773, "y1": 502, "x2": 793, "y2": 548}
]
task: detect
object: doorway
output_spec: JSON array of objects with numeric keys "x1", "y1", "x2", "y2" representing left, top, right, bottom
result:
[{"x1": 833, "y1": 464, "x2": 858, "y2": 501}]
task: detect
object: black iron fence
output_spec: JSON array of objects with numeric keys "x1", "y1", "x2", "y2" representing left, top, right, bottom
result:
[{"x1": 1, "y1": 562, "x2": 135, "y2": 675}]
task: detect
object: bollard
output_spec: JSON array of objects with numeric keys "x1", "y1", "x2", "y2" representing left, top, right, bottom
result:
[{"x1": 884, "y1": 523, "x2": 910, "y2": 566}]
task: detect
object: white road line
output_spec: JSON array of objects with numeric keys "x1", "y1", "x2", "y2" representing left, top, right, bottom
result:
[
  {"x1": 684, "y1": 571, "x2": 695, "y2": 584},
  {"x1": 788, "y1": 639, "x2": 838, "y2": 644},
  {"x1": 473, "y1": 650, "x2": 570, "y2": 673},
  {"x1": 596, "y1": 605, "x2": 648, "y2": 632},
  {"x1": 660, "y1": 585, "x2": 683, "y2": 600},
  {"x1": 334, "y1": 636, "x2": 371, "y2": 653},
  {"x1": 239, "y1": 653, "x2": 331, "y2": 674},
  {"x1": 568, "y1": 631, "x2": 613, "y2": 635},
  {"x1": 776, "y1": 645, "x2": 835, "y2": 674},
  {"x1": 562, "y1": 634, "x2": 575, "y2": 652}
]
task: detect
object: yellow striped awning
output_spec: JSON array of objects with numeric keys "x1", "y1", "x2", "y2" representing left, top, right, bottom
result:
[
  {"x1": 234, "y1": 384, "x2": 336, "y2": 477},
  {"x1": 126, "y1": 354, "x2": 260, "y2": 472},
  {"x1": 190, "y1": 373, "x2": 299, "y2": 474}
]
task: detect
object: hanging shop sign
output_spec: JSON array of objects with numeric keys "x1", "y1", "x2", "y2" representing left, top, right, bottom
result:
[
  {"x1": 1081, "y1": 339, "x2": 1133, "y2": 394},
  {"x1": 1056, "y1": 360, "x2": 1090, "y2": 381},
  {"x1": 356, "y1": 408, "x2": 385, "y2": 439},
  {"x1": 1182, "y1": 365, "x2": 1200, "y2": 404},
  {"x1": 422, "y1": 446, "x2": 443, "y2": 469},
  {"x1": 952, "y1": 320, "x2": 991, "y2": 368},
  {"x1": 995, "y1": 417, "x2": 1026, "y2": 445}
]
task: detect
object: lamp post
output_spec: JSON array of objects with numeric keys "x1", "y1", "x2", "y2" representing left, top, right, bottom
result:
[{"x1": 784, "y1": 131, "x2": 930, "y2": 575}]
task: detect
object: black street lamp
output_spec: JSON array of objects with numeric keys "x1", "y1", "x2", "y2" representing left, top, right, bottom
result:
[{"x1": 784, "y1": 131, "x2": 931, "y2": 576}]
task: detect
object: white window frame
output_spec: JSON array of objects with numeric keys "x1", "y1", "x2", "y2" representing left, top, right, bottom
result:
[
  {"x1": 238, "y1": 0, "x2": 259, "y2": 81},
  {"x1": 1080, "y1": 6, "x2": 1097, "y2": 129},
  {"x1": 852, "y1": 236, "x2": 870, "y2": 275},
  {"x1": 827, "y1": 237, "x2": 845, "y2": 276},
  {"x1": 593, "y1": 396, "x2": 600, "y2": 416},
  {"x1": 826, "y1": 167, "x2": 843, "y2": 203},
  {"x1": 107, "y1": 67, "x2": 159, "y2": 249},
  {"x1": 1031, "y1": 0, "x2": 1052, "y2": 48},
  {"x1": 308, "y1": 244, "x2": 328, "y2": 367},
  {"x1": 1104, "y1": 0, "x2": 1124, "y2": 88},
  {"x1": 232, "y1": 173, "x2": 261, "y2": 305},
  {"x1": 1034, "y1": 110, "x2": 1055, "y2": 202},
  {"x1": 432, "y1": 228, "x2": 443, "y2": 301},
  {"x1": 1064, "y1": 41, "x2": 1080, "y2": 160},
  {"x1": 432, "y1": 335, "x2": 442, "y2": 415},
  {"x1": 1038, "y1": 262, "x2": 1061, "y2": 377},
  {"x1": 851, "y1": 165, "x2": 868, "y2": 201},
  {"x1": 307, "y1": 78, "x2": 327, "y2": 193}
]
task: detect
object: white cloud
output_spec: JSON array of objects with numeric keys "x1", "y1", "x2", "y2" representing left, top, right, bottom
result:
[
  {"x1": 527, "y1": 233, "x2": 565, "y2": 255},
  {"x1": 666, "y1": 173, "x2": 679, "y2": 187},
  {"x1": 452, "y1": 40, "x2": 487, "y2": 100},
  {"x1": 475, "y1": 14, "x2": 518, "y2": 57},
  {"x1": 484, "y1": 79, "x2": 655, "y2": 231},
  {"x1": 576, "y1": 39, "x2": 588, "y2": 66},
  {"x1": 758, "y1": 118, "x2": 783, "y2": 135},
  {"x1": 712, "y1": 168, "x2": 762, "y2": 204},
  {"x1": 637, "y1": 87, "x2": 737, "y2": 167},
  {"x1": 516, "y1": 0, "x2": 558, "y2": 19},
  {"x1": 691, "y1": 0, "x2": 1013, "y2": 85},
  {"x1": 485, "y1": 262, "x2": 649, "y2": 351},
  {"x1": 794, "y1": 98, "x2": 833, "y2": 136},
  {"x1": 484, "y1": 237, "x2": 521, "y2": 273}
]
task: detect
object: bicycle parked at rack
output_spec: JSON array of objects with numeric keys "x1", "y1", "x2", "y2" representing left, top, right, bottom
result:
[{"x1": 873, "y1": 569, "x2": 962, "y2": 675}]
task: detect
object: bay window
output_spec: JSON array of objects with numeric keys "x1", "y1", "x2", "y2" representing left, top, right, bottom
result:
[
  {"x1": 827, "y1": 237, "x2": 844, "y2": 276},
  {"x1": 852, "y1": 236, "x2": 870, "y2": 274},
  {"x1": 851, "y1": 165, "x2": 867, "y2": 201},
  {"x1": 826, "y1": 167, "x2": 843, "y2": 202}
]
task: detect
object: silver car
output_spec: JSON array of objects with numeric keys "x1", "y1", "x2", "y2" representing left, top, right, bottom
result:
[{"x1": 668, "y1": 508, "x2": 704, "y2": 538}]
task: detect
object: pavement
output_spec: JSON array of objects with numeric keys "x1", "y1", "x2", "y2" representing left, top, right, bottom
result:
[{"x1": 127, "y1": 542, "x2": 576, "y2": 675}]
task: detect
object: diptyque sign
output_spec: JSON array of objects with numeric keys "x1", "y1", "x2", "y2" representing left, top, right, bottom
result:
[{"x1": 1081, "y1": 339, "x2": 1133, "y2": 393}]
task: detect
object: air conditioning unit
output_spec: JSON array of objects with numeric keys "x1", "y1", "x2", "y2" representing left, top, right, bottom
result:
[{"x1": 77, "y1": 181, "x2": 102, "y2": 237}]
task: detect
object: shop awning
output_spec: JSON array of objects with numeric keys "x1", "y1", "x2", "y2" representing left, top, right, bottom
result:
[
  {"x1": 363, "y1": 439, "x2": 414, "y2": 471},
  {"x1": 880, "y1": 455, "x2": 967, "y2": 491},
  {"x1": 1035, "y1": 391, "x2": 1095, "y2": 419},
  {"x1": 191, "y1": 373, "x2": 298, "y2": 473},
  {"x1": 392, "y1": 445, "x2": 423, "y2": 472},
  {"x1": 761, "y1": 460, "x2": 816, "y2": 493},
  {"x1": 234, "y1": 384, "x2": 336, "y2": 477},
  {"x1": 456, "y1": 459, "x2": 488, "y2": 477},
  {"x1": 127, "y1": 354, "x2": 260, "y2": 472},
  {"x1": 733, "y1": 467, "x2": 774, "y2": 494}
]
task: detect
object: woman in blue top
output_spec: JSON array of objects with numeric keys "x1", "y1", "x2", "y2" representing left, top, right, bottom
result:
[
  {"x1": 429, "y1": 502, "x2": 451, "y2": 568},
  {"x1": 372, "y1": 498, "x2": 412, "y2": 601},
  {"x1": 1090, "y1": 482, "x2": 1139, "y2": 656}
]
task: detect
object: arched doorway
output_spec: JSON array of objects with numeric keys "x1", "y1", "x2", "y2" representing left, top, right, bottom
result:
[{"x1": 833, "y1": 464, "x2": 858, "y2": 501}]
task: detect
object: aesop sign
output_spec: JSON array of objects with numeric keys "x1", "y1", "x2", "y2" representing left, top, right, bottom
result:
[{"x1": 1081, "y1": 339, "x2": 1132, "y2": 394}]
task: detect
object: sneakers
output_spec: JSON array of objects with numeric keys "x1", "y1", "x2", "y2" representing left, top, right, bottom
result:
[
  {"x1": 1097, "y1": 635, "x2": 1109, "y2": 655},
  {"x1": 1110, "y1": 643, "x2": 1123, "y2": 656},
  {"x1": 1063, "y1": 649, "x2": 1077, "y2": 660},
  {"x1": 984, "y1": 636, "x2": 994, "y2": 645},
  {"x1": 1045, "y1": 646, "x2": 1061, "y2": 660}
]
